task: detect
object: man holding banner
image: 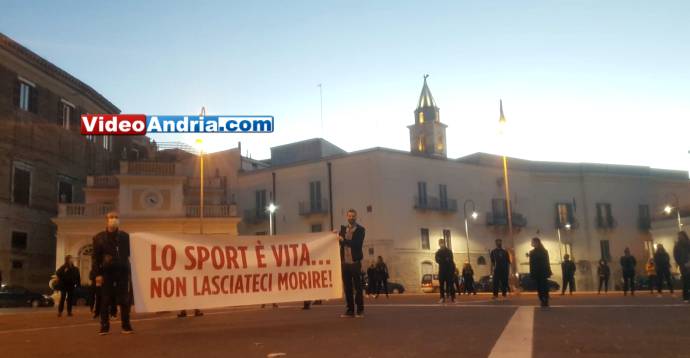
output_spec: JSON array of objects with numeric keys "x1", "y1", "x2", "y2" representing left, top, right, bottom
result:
[{"x1": 336, "y1": 209, "x2": 366, "y2": 318}]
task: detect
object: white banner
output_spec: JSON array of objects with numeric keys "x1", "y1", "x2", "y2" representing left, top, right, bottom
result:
[{"x1": 130, "y1": 232, "x2": 342, "y2": 313}]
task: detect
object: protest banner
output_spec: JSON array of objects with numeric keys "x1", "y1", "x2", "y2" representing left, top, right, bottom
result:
[{"x1": 130, "y1": 232, "x2": 342, "y2": 313}]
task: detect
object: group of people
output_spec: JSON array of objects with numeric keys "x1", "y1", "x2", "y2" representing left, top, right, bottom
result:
[{"x1": 365, "y1": 256, "x2": 390, "y2": 298}]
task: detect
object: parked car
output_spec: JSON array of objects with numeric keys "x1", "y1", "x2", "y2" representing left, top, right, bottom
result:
[
  {"x1": 362, "y1": 275, "x2": 406, "y2": 294},
  {"x1": 0, "y1": 285, "x2": 54, "y2": 308},
  {"x1": 475, "y1": 274, "x2": 560, "y2": 292},
  {"x1": 421, "y1": 274, "x2": 439, "y2": 293},
  {"x1": 618, "y1": 273, "x2": 683, "y2": 291}
]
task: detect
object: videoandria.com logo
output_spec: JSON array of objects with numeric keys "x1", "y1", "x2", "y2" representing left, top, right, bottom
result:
[{"x1": 80, "y1": 114, "x2": 274, "y2": 135}]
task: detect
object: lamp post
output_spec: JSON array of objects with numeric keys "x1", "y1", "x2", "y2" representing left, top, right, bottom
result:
[
  {"x1": 463, "y1": 200, "x2": 478, "y2": 263},
  {"x1": 195, "y1": 138, "x2": 204, "y2": 234},
  {"x1": 498, "y1": 100, "x2": 519, "y2": 289},
  {"x1": 664, "y1": 193, "x2": 682, "y2": 232},
  {"x1": 556, "y1": 223, "x2": 571, "y2": 263},
  {"x1": 267, "y1": 203, "x2": 277, "y2": 236}
]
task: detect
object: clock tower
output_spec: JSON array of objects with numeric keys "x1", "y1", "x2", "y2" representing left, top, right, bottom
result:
[{"x1": 407, "y1": 75, "x2": 447, "y2": 158}]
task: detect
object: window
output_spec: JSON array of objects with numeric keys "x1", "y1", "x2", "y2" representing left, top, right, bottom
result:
[
  {"x1": 12, "y1": 261, "x2": 23, "y2": 269},
  {"x1": 17, "y1": 78, "x2": 36, "y2": 112},
  {"x1": 421, "y1": 261, "x2": 433, "y2": 276},
  {"x1": 418, "y1": 136, "x2": 425, "y2": 152},
  {"x1": 366, "y1": 205, "x2": 372, "y2": 213},
  {"x1": 310, "y1": 224, "x2": 322, "y2": 233},
  {"x1": 419, "y1": 112, "x2": 425, "y2": 124},
  {"x1": 11, "y1": 231, "x2": 27, "y2": 250},
  {"x1": 103, "y1": 136, "x2": 112, "y2": 151},
  {"x1": 58, "y1": 179, "x2": 73, "y2": 203},
  {"x1": 477, "y1": 256, "x2": 487, "y2": 266},
  {"x1": 492, "y1": 198, "x2": 508, "y2": 218},
  {"x1": 12, "y1": 162, "x2": 32, "y2": 205},
  {"x1": 309, "y1": 181, "x2": 322, "y2": 211},
  {"x1": 60, "y1": 100, "x2": 74, "y2": 129},
  {"x1": 443, "y1": 229, "x2": 452, "y2": 251},
  {"x1": 255, "y1": 190, "x2": 267, "y2": 216},
  {"x1": 596, "y1": 203, "x2": 614, "y2": 229},
  {"x1": 638, "y1": 204, "x2": 651, "y2": 231},
  {"x1": 439, "y1": 184, "x2": 448, "y2": 209},
  {"x1": 417, "y1": 181, "x2": 427, "y2": 207},
  {"x1": 420, "y1": 228, "x2": 430, "y2": 250},
  {"x1": 368, "y1": 247, "x2": 374, "y2": 256},
  {"x1": 556, "y1": 203, "x2": 574, "y2": 228},
  {"x1": 600, "y1": 240, "x2": 611, "y2": 261}
]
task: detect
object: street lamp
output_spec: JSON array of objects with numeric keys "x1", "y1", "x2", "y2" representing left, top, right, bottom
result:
[
  {"x1": 556, "y1": 223, "x2": 571, "y2": 262},
  {"x1": 463, "y1": 200, "x2": 478, "y2": 263},
  {"x1": 498, "y1": 100, "x2": 519, "y2": 290},
  {"x1": 195, "y1": 137, "x2": 204, "y2": 234},
  {"x1": 267, "y1": 203, "x2": 277, "y2": 236},
  {"x1": 664, "y1": 193, "x2": 682, "y2": 232}
]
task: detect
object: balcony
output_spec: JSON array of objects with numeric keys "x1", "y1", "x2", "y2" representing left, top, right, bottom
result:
[
  {"x1": 185, "y1": 177, "x2": 224, "y2": 189},
  {"x1": 185, "y1": 204, "x2": 237, "y2": 217},
  {"x1": 414, "y1": 196, "x2": 458, "y2": 212},
  {"x1": 486, "y1": 212, "x2": 528, "y2": 228},
  {"x1": 58, "y1": 203, "x2": 117, "y2": 217},
  {"x1": 299, "y1": 199, "x2": 329, "y2": 216},
  {"x1": 120, "y1": 161, "x2": 176, "y2": 176},
  {"x1": 243, "y1": 209, "x2": 269, "y2": 224},
  {"x1": 86, "y1": 176, "x2": 118, "y2": 188}
]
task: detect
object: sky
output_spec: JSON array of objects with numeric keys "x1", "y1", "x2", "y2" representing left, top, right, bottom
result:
[{"x1": 2, "y1": 0, "x2": 689, "y2": 171}]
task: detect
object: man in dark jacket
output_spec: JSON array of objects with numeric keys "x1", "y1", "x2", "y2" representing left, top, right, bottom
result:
[
  {"x1": 529, "y1": 237, "x2": 552, "y2": 307},
  {"x1": 336, "y1": 209, "x2": 365, "y2": 317},
  {"x1": 490, "y1": 239, "x2": 511, "y2": 299},
  {"x1": 620, "y1": 248, "x2": 637, "y2": 296},
  {"x1": 654, "y1": 244, "x2": 674, "y2": 295},
  {"x1": 92, "y1": 211, "x2": 133, "y2": 335},
  {"x1": 435, "y1": 239, "x2": 455, "y2": 303},
  {"x1": 560, "y1": 254, "x2": 576, "y2": 295},
  {"x1": 673, "y1": 231, "x2": 690, "y2": 302},
  {"x1": 56, "y1": 255, "x2": 80, "y2": 317}
]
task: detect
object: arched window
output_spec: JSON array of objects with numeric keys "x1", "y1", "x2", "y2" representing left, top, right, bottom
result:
[
  {"x1": 477, "y1": 256, "x2": 487, "y2": 266},
  {"x1": 421, "y1": 261, "x2": 433, "y2": 276}
]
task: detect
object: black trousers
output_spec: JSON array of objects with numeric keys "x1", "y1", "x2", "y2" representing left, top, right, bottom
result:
[
  {"x1": 93, "y1": 286, "x2": 117, "y2": 317},
  {"x1": 493, "y1": 269, "x2": 509, "y2": 297},
  {"x1": 562, "y1": 276, "x2": 575, "y2": 294},
  {"x1": 598, "y1": 276, "x2": 609, "y2": 293},
  {"x1": 656, "y1": 270, "x2": 674, "y2": 293},
  {"x1": 439, "y1": 274, "x2": 455, "y2": 300},
  {"x1": 100, "y1": 275, "x2": 131, "y2": 329},
  {"x1": 342, "y1": 262, "x2": 363, "y2": 312},
  {"x1": 58, "y1": 288, "x2": 74, "y2": 314},
  {"x1": 535, "y1": 276, "x2": 549, "y2": 305},
  {"x1": 648, "y1": 275, "x2": 657, "y2": 293},
  {"x1": 463, "y1": 276, "x2": 475, "y2": 294},
  {"x1": 622, "y1": 273, "x2": 635, "y2": 294},
  {"x1": 682, "y1": 272, "x2": 690, "y2": 301},
  {"x1": 377, "y1": 279, "x2": 388, "y2": 296}
]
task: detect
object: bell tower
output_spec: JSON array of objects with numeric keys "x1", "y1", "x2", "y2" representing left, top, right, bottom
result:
[{"x1": 408, "y1": 75, "x2": 447, "y2": 158}]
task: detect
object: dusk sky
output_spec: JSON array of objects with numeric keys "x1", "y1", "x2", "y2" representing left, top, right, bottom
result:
[{"x1": 2, "y1": 1, "x2": 689, "y2": 171}]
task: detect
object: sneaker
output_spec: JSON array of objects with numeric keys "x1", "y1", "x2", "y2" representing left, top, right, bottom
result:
[
  {"x1": 340, "y1": 310, "x2": 355, "y2": 318},
  {"x1": 177, "y1": 311, "x2": 187, "y2": 318},
  {"x1": 272, "y1": 303, "x2": 279, "y2": 308},
  {"x1": 438, "y1": 298, "x2": 445, "y2": 304},
  {"x1": 194, "y1": 310, "x2": 204, "y2": 317},
  {"x1": 121, "y1": 325, "x2": 134, "y2": 334},
  {"x1": 356, "y1": 309, "x2": 364, "y2": 318},
  {"x1": 99, "y1": 328, "x2": 110, "y2": 336}
]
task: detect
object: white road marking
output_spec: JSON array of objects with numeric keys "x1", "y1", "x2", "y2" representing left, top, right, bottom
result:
[{"x1": 488, "y1": 306, "x2": 534, "y2": 358}]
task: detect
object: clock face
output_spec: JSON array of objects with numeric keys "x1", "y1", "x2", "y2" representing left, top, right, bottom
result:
[{"x1": 141, "y1": 190, "x2": 163, "y2": 209}]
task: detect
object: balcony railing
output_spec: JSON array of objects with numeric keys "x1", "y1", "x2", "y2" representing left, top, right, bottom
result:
[
  {"x1": 120, "y1": 161, "x2": 176, "y2": 176},
  {"x1": 185, "y1": 204, "x2": 238, "y2": 217},
  {"x1": 185, "y1": 177, "x2": 224, "y2": 188},
  {"x1": 87, "y1": 176, "x2": 119, "y2": 188},
  {"x1": 486, "y1": 212, "x2": 528, "y2": 228},
  {"x1": 414, "y1": 196, "x2": 458, "y2": 212},
  {"x1": 243, "y1": 209, "x2": 269, "y2": 224},
  {"x1": 299, "y1": 199, "x2": 329, "y2": 216},
  {"x1": 58, "y1": 203, "x2": 117, "y2": 217}
]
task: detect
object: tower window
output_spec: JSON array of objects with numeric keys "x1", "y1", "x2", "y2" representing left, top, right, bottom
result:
[
  {"x1": 419, "y1": 112, "x2": 425, "y2": 124},
  {"x1": 417, "y1": 136, "x2": 425, "y2": 152}
]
